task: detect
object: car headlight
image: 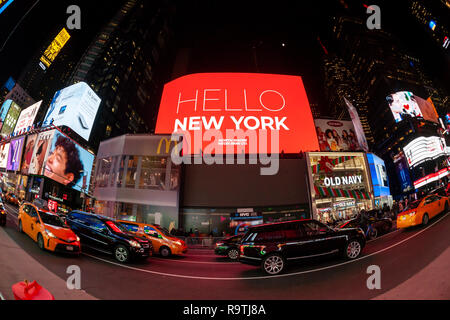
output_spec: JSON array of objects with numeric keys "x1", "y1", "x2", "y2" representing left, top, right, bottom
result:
[
  {"x1": 129, "y1": 240, "x2": 141, "y2": 248},
  {"x1": 76, "y1": 236, "x2": 80, "y2": 242},
  {"x1": 173, "y1": 240, "x2": 182, "y2": 246},
  {"x1": 45, "y1": 229, "x2": 55, "y2": 238}
]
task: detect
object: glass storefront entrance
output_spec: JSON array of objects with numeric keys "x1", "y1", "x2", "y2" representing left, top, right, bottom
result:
[{"x1": 307, "y1": 152, "x2": 374, "y2": 224}]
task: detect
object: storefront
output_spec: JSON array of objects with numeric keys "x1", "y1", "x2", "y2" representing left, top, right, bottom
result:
[
  {"x1": 93, "y1": 135, "x2": 181, "y2": 230},
  {"x1": 182, "y1": 205, "x2": 309, "y2": 237},
  {"x1": 306, "y1": 152, "x2": 374, "y2": 224}
]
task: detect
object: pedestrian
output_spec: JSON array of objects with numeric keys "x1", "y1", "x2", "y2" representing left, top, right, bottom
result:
[{"x1": 398, "y1": 200, "x2": 404, "y2": 213}]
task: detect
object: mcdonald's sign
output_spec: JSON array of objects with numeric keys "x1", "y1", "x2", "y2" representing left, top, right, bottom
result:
[{"x1": 157, "y1": 138, "x2": 179, "y2": 155}]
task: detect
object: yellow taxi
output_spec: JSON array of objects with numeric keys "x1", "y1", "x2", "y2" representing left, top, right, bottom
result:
[
  {"x1": 117, "y1": 220, "x2": 187, "y2": 257},
  {"x1": 397, "y1": 194, "x2": 449, "y2": 228},
  {"x1": 18, "y1": 202, "x2": 81, "y2": 254}
]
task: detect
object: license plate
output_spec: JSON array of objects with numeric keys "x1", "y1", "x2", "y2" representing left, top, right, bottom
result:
[{"x1": 66, "y1": 246, "x2": 74, "y2": 251}]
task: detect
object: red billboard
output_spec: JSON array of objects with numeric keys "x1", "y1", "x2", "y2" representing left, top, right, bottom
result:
[{"x1": 155, "y1": 73, "x2": 319, "y2": 154}]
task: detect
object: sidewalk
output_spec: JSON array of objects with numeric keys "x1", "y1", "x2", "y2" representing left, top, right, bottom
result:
[
  {"x1": 0, "y1": 227, "x2": 96, "y2": 300},
  {"x1": 373, "y1": 246, "x2": 450, "y2": 300}
]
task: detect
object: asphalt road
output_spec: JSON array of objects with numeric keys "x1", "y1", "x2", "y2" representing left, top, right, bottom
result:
[{"x1": 3, "y1": 202, "x2": 450, "y2": 299}]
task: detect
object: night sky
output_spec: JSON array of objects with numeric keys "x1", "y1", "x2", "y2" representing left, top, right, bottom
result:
[{"x1": 0, "y1": 0, "x2": 449, "y2": 107}]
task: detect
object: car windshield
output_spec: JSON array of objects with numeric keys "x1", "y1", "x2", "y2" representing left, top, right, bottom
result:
[
  {"x1": 155, "y1": 226, "x2": 171, "y2": 237},
  {"x1": 107, "y1": 221, "x2": 130, "y2": 233},
  {"x1": 39, "y1": 211, "x2": 67, "y2": 228}
]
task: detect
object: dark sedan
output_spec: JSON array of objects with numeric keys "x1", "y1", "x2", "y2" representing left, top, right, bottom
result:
[
  {"x1": 338, "y1": 210, "x2": 393, "y2": 239},
  {"x1": 214, "y1": 235, "x2": 242, "y2": 260}
]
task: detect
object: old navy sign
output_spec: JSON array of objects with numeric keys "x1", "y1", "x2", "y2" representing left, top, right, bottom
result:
[{"x1": 324, "y1": 175, "x2": 363, "y2": 187}]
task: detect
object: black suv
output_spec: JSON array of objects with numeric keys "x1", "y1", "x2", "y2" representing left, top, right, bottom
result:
[
  {"x1": 66, "y1": 211, "x2": 152, "y2": 263},
  {"x1": 239, "y1": 219, "x2": 366, "y2": 275},
  {"x1": 214, "y1": 235, "x2": 242, "y2": 260}
]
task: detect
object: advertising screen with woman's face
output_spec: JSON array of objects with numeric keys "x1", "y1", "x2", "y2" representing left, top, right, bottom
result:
[
  {"x1": 314, "y1": 119, "x2": 361, "y2": 152},
  {"x1": 43, "y1": 130, "x2": 94, "y2": 193}
]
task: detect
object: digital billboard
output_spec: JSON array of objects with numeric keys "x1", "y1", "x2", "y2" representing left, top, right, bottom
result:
[
  {"x1": 7, "y1": 136, "x2": 24, "y2": 171},
  {"x1": 0, "y1": 100, "x2": 21, "y2": 137},
  {"x1": 387, "y1": 91, "x2": 439, "y2": 124},
  {"x1": 393, "y1": 152, "x2": 413, "y2": 193},
  {"x1": 13, "y1": 101, "x2": 42, "y2": 135},
  {"x1": 403, "y1": 136, "x2": 447, "y2": 168},
  {"x1": 367, "y1": 153, "x2": 390, "y2": 198},
  {"x1": 0, "y1": 99, "x2": 13, "y2": 131},
  {"x1": 0, "y1": 142, "x2": 10, "y2": 169},
  {"x1": 155, "y1": 73, "x2": 319, "y2": 154},
  {"x1": 28, "y1": 130, "x2": 56, "y2": 175},
  {"x1": 43, "y1": 82, "x2": 101, "y2": 141},
  {"x1": 21, "y1": 134, "x2": 38, "y2": 175},
  {"x1": 314, "y1": 119, "x2": 361, "y2": 152},
  {"x1": 43, "y1": 130, "x2": 95, "y2": 193},
  {"x1": 40, "y1": 28, "x2": 71, "y2": 69},
  {"x1": 344, "y1": 97, "x2": 369, "y2": 152}
]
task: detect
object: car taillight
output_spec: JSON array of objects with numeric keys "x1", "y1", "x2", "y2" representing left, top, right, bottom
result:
[
  {"x1": 216, "y1": 242, "x2": 224, "y2": 247},
  {"x1": 240, "y1": 245, "x2": 244, "y2": 255}
]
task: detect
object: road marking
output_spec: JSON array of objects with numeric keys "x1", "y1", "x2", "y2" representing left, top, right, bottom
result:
[{"x1": 83, "y1": 212, "x2": 449, "y2": 281}]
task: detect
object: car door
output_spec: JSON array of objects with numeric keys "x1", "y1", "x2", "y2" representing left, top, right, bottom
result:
[
  {"x1": 67, "y1": 213, "x2": 94, "y2": 246},
  {"x1": 300, "y1": 221, "x2": 341, "y2": 256},
  {"x1": 20, "y1": 205, "x2": 32, "y2": 237},
  {"x1": 142, "y1": 225, "x2": 165, "y2": 252},
  {"x1": 28, "y1": 206, "x2": 41, "y2": 241}
]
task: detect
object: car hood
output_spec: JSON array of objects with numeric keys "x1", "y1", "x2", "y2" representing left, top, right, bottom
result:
[{"x1": 44, "y1": 224, "x2": 78, "y2": 242}]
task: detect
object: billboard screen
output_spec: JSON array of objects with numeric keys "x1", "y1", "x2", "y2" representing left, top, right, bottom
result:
[
  {"x1": 43, "y1": 82, "x2": 101, "y2": 141},
  {"x1": 403, "y1": 136, "x2": 447, "y2": 168},
  {"x1": 344, "y1": 97, "x2": 369, "y2": 152},
  {"x1": 387, "y1": 91, "x2": 438, "y2": 123},
  {"x1": 7, "y1": 136, "x2": 25, "y2": 171},
  {"x1": 0, "y1": 100, "x2": 21, "y2": 137},
  {"x1": 21, "y1": 134, "x2": 38, "y2": 175},
  {"x1": 28, "y1": 130, "x2": 56, "y2": 175},
  {"x1": 40, "y1": 28, "x2": 71, "y2": 69},
  {"x1": 393, "y1": 152, "x2": 413, "y2": 193},
  {"x1": 0, "y1": 99, "x2": 13, "y2": 131},
  {"x1": 155, "y1": 73, "x2": 319, "y2": 154},
  {"x1": 43, "y1": 130, "x2": 95, "y2": 193},
  {"x1": 0, "y1": 142, "x2": 10, "y2": 169},
  {"x1": 367, "y1": 153, "x2": 390, "y2": 197},
  {"x1": 314, "y1": 119, "x2": 361, "y2": 151},
  {"x1": 13, "y1": 100, "x2": 42, "y2": 135}
]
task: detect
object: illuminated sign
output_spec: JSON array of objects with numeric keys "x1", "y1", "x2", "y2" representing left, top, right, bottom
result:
[
  {"x1": 444, "y1": 36, "x2": 449, "y2": 49},
  {"x1": 387, "y1": 91, "x2": 438, "y2": 124},
  {"x1": 324, "y1": 175, "x2": 363, "y2": 187},
  {"x1": 414, "y1": 168, "x2": 450, "y2": 189},
  {"x1": 13, "y1": 101, "x2": 42, "y2": 135},
  {"x1": 157, "y1": 137, "x2": 180, "y2": 155},
  {"x1": 43, "y1": 82, "x2": 101, "y2": 141},
  {"x1": 39, "y1": 28, "x2": 71, "y2": 68},
  {"x1": 403, "y1": 136, "x2": 448, "y2": 168},
  {"x1": 155, "y1": 73, "x2": 319, "y2": 154},
  {"x1": 0, "y1": 0, "x2": 14, "y2": 15},
  {"x1": 0, "y1": 100, "x2": 21, "y2": 137},
  {"x1": 0, "y1": 143, "x2": 10, "y2": 169},
  {"x1": 429, "y1": 20, "x2": 436, "y2": 31},
  {"x1": 314, "y1": 119, "x2": 362, "y2": 152}
]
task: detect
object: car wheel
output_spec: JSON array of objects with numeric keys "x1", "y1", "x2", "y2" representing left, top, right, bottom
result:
[
  {"x1": 227, "y1": 248, "x2": 239, "y2": 260},
  {"x1": 18, "y1": 220, "x2": 23, "y2": 233},
  {"x1": 344, "y1": 240, "x2": 362, "y2": 260},
  {"x1": 262, "y1": 254, "x2": 285, "y2": 275},
  {"x1": 369, "y1": 228, "x2": 378, "y2": 240},
  {"x1": 160, "y1": 246, "x2": 171, "y2": 258},
  {"x1": 37, "y1": 234, "x2": 45, "y2": 251},
  {"x1": 114, "y1": 245, "x2": 130, "y2": 263},
  {"x1": 422, "y1": 213, "x2": 429, "y2": 226}
]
